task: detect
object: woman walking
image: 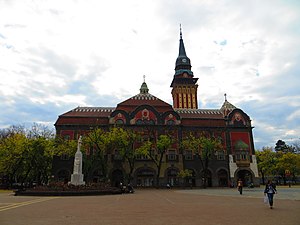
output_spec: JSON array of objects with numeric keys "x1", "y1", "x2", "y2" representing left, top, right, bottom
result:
[
  {"x1": 237, "y1": 179, "x2": 243, "y2": 195},
  {"x1": 264, "y1": 180, "x2": 277, "y2": 209}
]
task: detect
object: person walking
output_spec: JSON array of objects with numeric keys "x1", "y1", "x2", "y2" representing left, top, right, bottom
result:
[
  {"x1": 264, "y1": 180, "x2": 277, "y2": 209},
  {"x1": 237, "y1": 179, "x2": 243, "y2": 195}
]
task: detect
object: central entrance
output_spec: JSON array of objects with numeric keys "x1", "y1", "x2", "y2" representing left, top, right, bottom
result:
[
  {"x1": 136, "y1": 168, "x2": 155, "y2": 187},
  {"x1": 237, "y1": 169, "x2": 253, "y2": 187}
]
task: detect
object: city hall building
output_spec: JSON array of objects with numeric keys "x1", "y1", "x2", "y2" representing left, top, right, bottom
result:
[{"x1": 53, "y1": 30, "x2": 259, "y2": 187}]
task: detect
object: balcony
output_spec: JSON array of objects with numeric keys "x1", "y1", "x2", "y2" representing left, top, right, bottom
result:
[{"x1": 236, "y1": 160, "x2": 250, "y2": 167}]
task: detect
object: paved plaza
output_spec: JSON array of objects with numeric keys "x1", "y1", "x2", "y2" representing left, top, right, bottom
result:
[{"x1": 0, "y1": 187, "x2": 299, "y2": 225}]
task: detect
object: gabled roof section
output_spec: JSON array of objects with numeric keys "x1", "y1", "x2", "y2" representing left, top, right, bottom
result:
[
  {"x1": 220, "y1": 94, "x2": 237, "y2": 116},
  {"x1": 55, "y1": 106, "x2": 115, "y2": 126},
  {"x1": 175, "y1": 108, "x2": 223, "y2": 119},
  {"x1": 115, "y1": 81, "x2": 173, "y2": 113},
  {"x1": 220, "y1": 100, "x2": 236, "y2": 111}
]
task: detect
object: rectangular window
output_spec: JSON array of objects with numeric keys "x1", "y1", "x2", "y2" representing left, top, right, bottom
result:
[
  {"x1": 236, "y1": 152, "x2": 249, "y2": 161},
  {"x1": 241, "y1": 152, "x2": 249, "y2": 160},
  {"x1": 168, "y1": 150, "x2": 177, "y2": 161},
  {"x1": 136, "y1": 154, "x2": 150, "y2": 160},
  {"x1": 216, "y1": 151, "x2": 225, "y2": 160},
  {"x1": 184, "y1": 150, "x2": 193, "y2": 160}
]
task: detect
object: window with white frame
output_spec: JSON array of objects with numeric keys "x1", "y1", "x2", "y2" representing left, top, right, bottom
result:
[{"x1": 167, "y1": 150, "x2": 177, "y2": 160}]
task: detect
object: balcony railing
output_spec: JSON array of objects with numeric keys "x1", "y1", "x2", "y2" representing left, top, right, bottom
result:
[{"x1": 235, "y1": 160, "x2": 250, "y2": 167}]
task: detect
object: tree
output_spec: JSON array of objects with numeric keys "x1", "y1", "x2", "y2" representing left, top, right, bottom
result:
[
  {"x1": 110, "y1": 128, "x2": 140, "y2": 184},
  {"x1": 52, "y1": 136, "x2": 77, "y2": 157},
  {"x1": 275, "y1": 140, "x2": 295, "y2": 153},
  {"x1": 138, "y1": 134, "x2": 172, "y2": 187},
  {"x1": 276, "y1": 152, "x2": 300, "y2": 185},
  {"x1": 0, "y1": 124, "x2": 58, "y2": 187},
  {"x1": 25, "y1": 137, "x2": 53, "y2": 185},
  {"x1": 82, "y1": 128, "x2": 109, "y2": 182},
  {"x1": 181, "y1": 134, "x2": 222, "y2": 188},
  {"x1": 0, "y1": 133, "x2": 28, "y2": 187},
  {"x1": 27, "y1": 123, "x2": 55, "y2": 140},
  {"x1": 178, "y1": 169, "x2": 193, "y2": 187},
  {"x1": 256, "y1": 147, "x2": 276, "y2": 184}
]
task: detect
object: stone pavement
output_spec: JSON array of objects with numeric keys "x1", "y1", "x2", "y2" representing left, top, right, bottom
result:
[
  {"x1": 178, "y1": 186, "x2": 300, "y2": 200},
  {"x1": 0, "y1": 187, "x2": 299, "y2": 225}
]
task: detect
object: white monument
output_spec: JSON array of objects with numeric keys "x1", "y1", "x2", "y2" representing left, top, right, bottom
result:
[{"x1": 70, "y1": 136, "x2": 85, "y2": 185}]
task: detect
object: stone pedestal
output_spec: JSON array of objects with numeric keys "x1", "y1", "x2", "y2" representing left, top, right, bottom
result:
[{"x1": 71, "y1": 173, "x2": 85, "y2": 186}]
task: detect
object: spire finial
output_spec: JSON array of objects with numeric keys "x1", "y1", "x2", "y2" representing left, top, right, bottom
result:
[
  {"x1": 143, "y1": 75, "x2": 146, "y2": 83},
  {"x1": 224, "y1": 93, "x2": 227, "y2": 101},
  {"x1": 180, "y1": 24, "x2": 182, "y2": 39}
]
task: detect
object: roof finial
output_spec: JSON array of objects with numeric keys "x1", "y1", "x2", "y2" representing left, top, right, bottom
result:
[
  {"x1": 180, "y1": 24, "x2": 182, "y2": 39},
  {"x1": 143, "y1": 75, "x2": 146, "y2": 83},
  {"x1": 224, "y1": 93, "x2": 227, "y2": 101}
]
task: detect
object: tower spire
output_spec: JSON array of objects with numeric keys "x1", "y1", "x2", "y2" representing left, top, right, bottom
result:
[
  {"x1": 178, "y1": 24, "x2": 187, "y2": 57},
  {"x1": 170, "y1": 26, "x2": 199, "y2": 109},
  {"x1": 180, "y1": 24, "x2": 182, "y2": 39}
]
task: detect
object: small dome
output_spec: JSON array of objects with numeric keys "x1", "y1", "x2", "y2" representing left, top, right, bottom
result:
[{"x1": 140, "y1": 82, "x2": 149, "y2": 94}]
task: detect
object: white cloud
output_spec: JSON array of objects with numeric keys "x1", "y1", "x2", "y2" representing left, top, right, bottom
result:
[{"x1": 0, "y1": 0, "x2": 299, "y2": 149}]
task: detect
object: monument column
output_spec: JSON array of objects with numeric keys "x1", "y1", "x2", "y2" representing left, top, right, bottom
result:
[{"x1": 70, "y1": 136, "x2": 85, "y2": 185}]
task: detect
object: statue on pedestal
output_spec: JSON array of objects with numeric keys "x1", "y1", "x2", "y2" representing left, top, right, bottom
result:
[{"x1": 70, "y1": 136, "x2": 85, "y2": 185}]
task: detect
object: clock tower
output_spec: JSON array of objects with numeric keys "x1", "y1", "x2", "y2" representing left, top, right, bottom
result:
[{"x1": 170, "y1": 27, "x2": 198, "y2": 109}]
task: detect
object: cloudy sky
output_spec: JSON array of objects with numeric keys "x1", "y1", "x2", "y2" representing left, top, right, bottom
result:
[{"x1": 1, "y1": 0, "x2": 299, "y2": 149}]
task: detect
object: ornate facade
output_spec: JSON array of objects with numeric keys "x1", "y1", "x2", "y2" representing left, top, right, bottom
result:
[{"x1": 53, "y1": 30, "x2": 259, "y2": 187}]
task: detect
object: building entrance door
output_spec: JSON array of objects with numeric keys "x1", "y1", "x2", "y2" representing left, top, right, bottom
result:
[
  {"x1": 218, "y1": 169, "x2": 228, "y2": 187},
  {"x1": 112, "y1": 169, "x2": 124, "y2": 187},
  {"x1": 237, "y1": 169, "x2": 253, "y2": 187},
  {"x1": 136, "y1": 169, "x2": 155, "y2": 187}
]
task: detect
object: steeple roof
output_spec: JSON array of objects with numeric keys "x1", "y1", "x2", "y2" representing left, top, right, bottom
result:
[
  {"x1": 178, "y1": 28, "x2": 187, "y2": 56},
  {"x1": 171, "y1": 26, "x2": 197, "y2": 87},
  {"x1": 175, "y1": 25, "x2": 192, "y2": 73},
  {"x1": 220, "y1": 94, "x2": 237, "y2": 116}
]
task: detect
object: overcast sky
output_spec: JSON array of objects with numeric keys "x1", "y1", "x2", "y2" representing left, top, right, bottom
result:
[{"x1": 1, "y1": 0, "x2": 299, "y2": 149}]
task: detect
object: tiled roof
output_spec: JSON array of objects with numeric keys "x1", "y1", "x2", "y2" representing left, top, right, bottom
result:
[
  {"x1": 131, "y1": 93, "x2": 159, "y2": 101},
  {"x1": 116, "y1": 92, "x2": 173, "y2": 113},
  {"x1": 60, "y1": 107, "x2": 115, "y2": 117},
  {"x1": 220, "y1": 100, "x2": 237, "y2": 116},
  {"x1": 220, "y1": 100, "x2": 236, "y2": 111},
  {"x1": 175, "y1": 108, "x2": 224, "y2": 119}
]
